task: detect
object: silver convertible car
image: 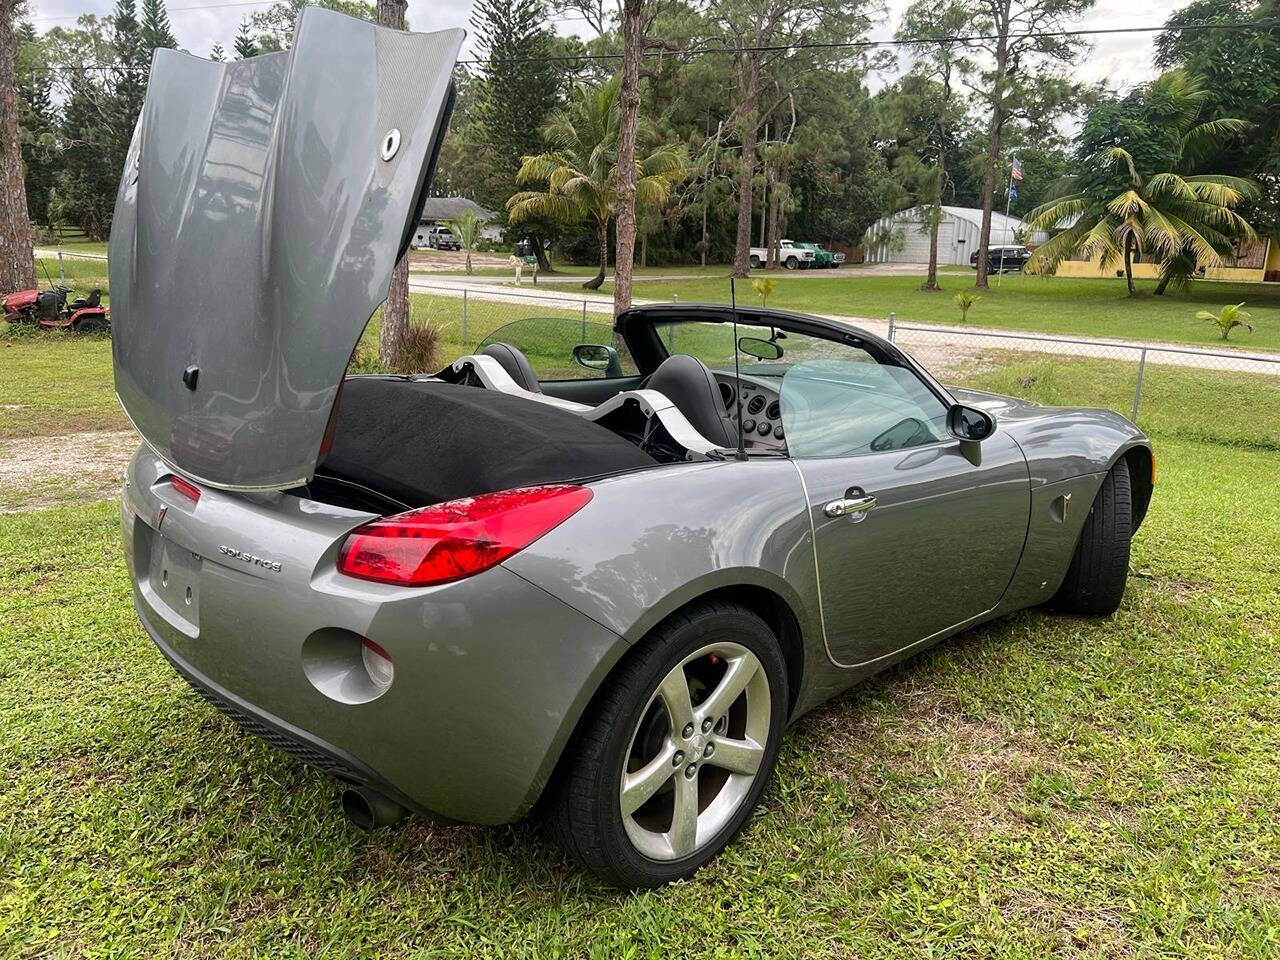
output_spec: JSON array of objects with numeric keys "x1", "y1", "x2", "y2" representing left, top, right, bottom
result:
[{"x1": 109, "y1": 11, "x2": 1154, "y2": 888}]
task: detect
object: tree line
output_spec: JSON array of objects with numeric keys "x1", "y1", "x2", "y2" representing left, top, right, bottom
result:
[{"x1": 2, "y1": 0, "x2": 1277, "y2": 308}]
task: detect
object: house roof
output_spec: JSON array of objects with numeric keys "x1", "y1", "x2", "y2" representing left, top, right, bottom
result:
[
  {"x1": 419, "y1": 196, "x2": 497, "y2": 222},
  {"x1": 890, "y1": 205, "x2": 1047, "y2": 241}
]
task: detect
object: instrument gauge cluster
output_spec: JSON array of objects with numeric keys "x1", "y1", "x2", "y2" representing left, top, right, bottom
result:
[{"x1": 719, "y1": 376, "x2": 785, "y2": 447}]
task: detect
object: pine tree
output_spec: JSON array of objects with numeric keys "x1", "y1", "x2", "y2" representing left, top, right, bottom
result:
[
  {"x1": 140, "y1": 0, "x2": 178, "y2": 51},
  {"x1": 92, "y1": 0, "x2": 149, "y2": 236},
  {"x1": 233, "y1": 17, "x2": 258, "y2": 59},
  {"x1": 209, "y1": 42, "x2": 226, "y2": 61},
  {"x1": 467, "y1": 0, "x2": 562, "y2": 268},
  {"x1": 15, "y1": 20, "x2": 59, "y2": 229},
  {"x1": 0, "y1": 0, "x2": 36, "y2": 289}
]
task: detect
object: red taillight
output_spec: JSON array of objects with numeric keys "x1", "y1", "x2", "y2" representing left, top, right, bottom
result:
[
  {"x1": 169, "y1": 475, "x2": 201, "y2": 504},
  {"x1": 337, "y1": 484, "x2": 592, "y2": 586}
]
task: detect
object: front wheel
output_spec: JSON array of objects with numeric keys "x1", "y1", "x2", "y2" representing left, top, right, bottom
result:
[
  {"x1": 1052, "y1": 458, "x2": 1133, "y2": 615},
  {"x1": 749, "y1": 255, "x2": 761, "y2": 269},
  {"x1": 784, "y1": 257, "x2": 799, "y2": 270},
  {"x1": 545, "y1": 601, "x2": 787, "y2": 888}
]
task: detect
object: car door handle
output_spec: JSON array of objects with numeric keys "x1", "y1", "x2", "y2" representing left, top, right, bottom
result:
[{"x1": 824, "y1": 494, "x2": 877, "y2": 518}]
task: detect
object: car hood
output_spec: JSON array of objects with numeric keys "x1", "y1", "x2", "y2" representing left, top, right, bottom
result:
[
  {"x1": 108, "y1": 8, "x2": 463, "y2": 491},
  {"x1": 948, "y1": 386, "x2": 1049, "y2": 421}
]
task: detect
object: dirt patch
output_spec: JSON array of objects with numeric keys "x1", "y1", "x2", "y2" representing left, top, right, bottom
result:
[
  {"x1": 407, "y1": 250, "x2": 516, "y2": 272},
  {"x1": 0, "y1": 429, "x2": 139, "y2": 512}
]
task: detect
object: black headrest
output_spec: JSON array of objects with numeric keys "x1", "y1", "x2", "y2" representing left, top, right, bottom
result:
[
  {"x1": 646, "y1": 354, "x2": 736, "y2": 448},
  {"x1": 482, "y1": 342, "x2": 541, "y2": 393}
]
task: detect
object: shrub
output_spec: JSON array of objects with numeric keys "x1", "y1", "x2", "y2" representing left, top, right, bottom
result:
[
  {"x1": 954, "y1": 291, "x2": 981, "y2": 323},
  {"x1": 751, "y1": 277, "x2": 777, "y2": 308},
  {"x1": 396, "y1": 320, "x2": 444, "y2": 372},
  {"x1": 1196, "y1": 302, "x2": 1254, "y2": 341}
]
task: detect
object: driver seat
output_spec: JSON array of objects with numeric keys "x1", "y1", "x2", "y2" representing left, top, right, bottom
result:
[
  {"x1": 69, "y1": 289, "x2": 101, "y2": 310},
  {"x1": 646, "y1": 354, "x2": 737, "y2": 448},
  {"x1": 482, "y1": 342, "x2": 541, "y2": 393}
]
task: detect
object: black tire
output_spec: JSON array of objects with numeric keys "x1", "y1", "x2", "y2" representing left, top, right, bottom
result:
[
  {"x1": 1052, "y1": 458, "x2": 1133, "y2": 615},
  {"x1": 545, "y1": 600, "x2": 788, "y2": 888},
  {"x1": 784, "y1": 257, "x2": 798, "y2": 270},
  {"x1": 749, "y1": 255, "x2": 761, "y2": 269}
]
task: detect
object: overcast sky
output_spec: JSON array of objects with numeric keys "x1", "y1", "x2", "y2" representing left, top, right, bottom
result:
[{"x1": 26, "y1": 0, "x2": 1171, "y2": 93}]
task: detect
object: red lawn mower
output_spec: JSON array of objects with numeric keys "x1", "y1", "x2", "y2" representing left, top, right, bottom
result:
[{"x1": 2, "y1": 283, "x2": 109, "y2": 333}]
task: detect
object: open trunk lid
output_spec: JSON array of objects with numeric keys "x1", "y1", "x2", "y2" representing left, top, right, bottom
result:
[{"x1": 108, "y1": 8, "x2": 463, "y2": 491}]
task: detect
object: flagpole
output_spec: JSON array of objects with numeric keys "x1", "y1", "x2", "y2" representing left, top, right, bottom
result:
[{"x1": 997, "y1": 165, "x2": 1014, "y2": 288}]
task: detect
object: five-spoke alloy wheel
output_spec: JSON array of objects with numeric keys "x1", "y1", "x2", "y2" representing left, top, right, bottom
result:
[{"x1": 545, "y1": 601, "x2": 787, "y2": 888}]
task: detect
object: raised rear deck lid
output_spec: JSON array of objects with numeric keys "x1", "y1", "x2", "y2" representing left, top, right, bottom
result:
[{"x1": 108, "y1": 8, "x2": 463, "y2": 490}]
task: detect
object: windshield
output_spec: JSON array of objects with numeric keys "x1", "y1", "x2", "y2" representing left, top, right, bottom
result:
[
  {"x1": 780, "y1": 358, "x2": 949, "y2": 458},
  {"x1": 651, "y1": 319, "x2": 950, "y2": 458}
]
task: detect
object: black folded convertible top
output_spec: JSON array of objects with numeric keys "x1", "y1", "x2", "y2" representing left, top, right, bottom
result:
[{"x1": 319, "y1": 377, "x2": 657, "y2": 508}]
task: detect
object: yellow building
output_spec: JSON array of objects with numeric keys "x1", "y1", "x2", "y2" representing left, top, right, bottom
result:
[{"x1": 1054, "y1": 236, "x2": 1280, "y2": 283}]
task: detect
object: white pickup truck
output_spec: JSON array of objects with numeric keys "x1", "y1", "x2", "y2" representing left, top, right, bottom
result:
[{"x1": 749, "y1": 239, "x2": 815, "y2": 270}]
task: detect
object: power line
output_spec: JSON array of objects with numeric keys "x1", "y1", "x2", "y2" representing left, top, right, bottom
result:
[
  {"x1": 20, "y1": 18, "x2": 1280, "y2": 72},
  {"x1": 29, "y1": 0, "x2": 599, "y2": 23},
  {"x1": 454, "y1": 19, "x2": 1280, "y2": 66},
  {"x1": 30, "y1": 0, "x2": 275, "y2": 22}
]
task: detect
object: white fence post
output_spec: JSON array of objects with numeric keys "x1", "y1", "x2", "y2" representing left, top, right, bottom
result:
[
  {"x1": 887, "y1": 311, "x2": 896, "y2": 342},
  {"x1": 462, "y1": 289, "x2": 468, "y2": 344}
]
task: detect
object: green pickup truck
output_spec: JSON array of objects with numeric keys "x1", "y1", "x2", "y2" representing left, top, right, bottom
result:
[{"x1": 793, "y1": 242, "x2": 845, "y2": 268}]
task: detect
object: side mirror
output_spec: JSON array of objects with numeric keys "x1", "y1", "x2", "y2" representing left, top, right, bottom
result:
[
  {"x1": 948, "y1": 404, "x2": 995, "y2": 442},
  {"x1": 948, "y1": 404, "x2": 995, "y2": 466},
  {"x1": 738, "y1": 336, "x2": 783, "y2": 360},
  {"x1": 573, "y1": 343, "x2": 623, "y2": 378}
]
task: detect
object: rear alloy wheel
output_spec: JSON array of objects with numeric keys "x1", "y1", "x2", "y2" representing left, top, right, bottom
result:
[
  {"x1": 1052, "y1": 458, "x2": 1133, "y2": 615},
  {"x1": 546, "y1": 601, "x2": 786, "y2": 888}
]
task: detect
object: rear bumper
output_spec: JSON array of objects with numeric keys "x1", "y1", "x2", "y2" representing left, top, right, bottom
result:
[
  {"x1": 139, "y1": 602, "x2": 434, "y2": 818},
  {"x1": 122, "y1": 450, "x2": 631, "y2": 825}
]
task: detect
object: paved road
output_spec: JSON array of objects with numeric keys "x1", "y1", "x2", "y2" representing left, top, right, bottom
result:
[{"x1": 408, "y1": 276, "x2": 1280, "y2": 377}]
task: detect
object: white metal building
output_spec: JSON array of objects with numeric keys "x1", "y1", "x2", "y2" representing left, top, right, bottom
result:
[{"x1": 864, "y1": 205, "x2": 1049, "y2": 265}]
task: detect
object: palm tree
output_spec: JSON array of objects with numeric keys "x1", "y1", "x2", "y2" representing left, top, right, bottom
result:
[
  {"x1": 1197, "y1": 302, "x2": 1254, "y2": 341},
  {"x1": 507, "y1": 76, "x2": 684, "y2": 291},
  {"x1": 449, "y1": 209, "x2": 484, "y2": 276},
  {"x1": 1027, "y1": 71, "x2": 1258, "y2": 298}
]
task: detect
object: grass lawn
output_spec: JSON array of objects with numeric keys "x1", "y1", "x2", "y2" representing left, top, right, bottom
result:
[
  {"x1": 2, "y1": 432, "x2": 1278, "y2": 955},
  {"x1": 2, "y1": 288, "x2": 1279, "y2": 953},
  {"x1": 539, "y1": 272, "x2": 1280, "y2": 353},
  {"x1": 0, "y1": 333, "x2": 123, "y2": 439}
]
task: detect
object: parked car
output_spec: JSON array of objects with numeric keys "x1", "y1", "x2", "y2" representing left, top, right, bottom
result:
[
  {"x1": 749, "y1": 240, "x2": 815, "y2": 270},
  {"x1": 109, "y1": 10, "x2": 1155, "y2": 889},
  {"x1": 424, "y1": 225, "x2": 460, "y2": 251},
  {"x1": 792, "y1": 242, "x2": 845, "y2": 268},
  {"x1": 970, "y1": 244, "x2": 1032, "y2": 272}
]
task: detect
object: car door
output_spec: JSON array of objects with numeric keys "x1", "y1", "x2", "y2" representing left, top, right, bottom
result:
[{"x1": 782, "y1": 353, "x2": 1029, "y2": 668}]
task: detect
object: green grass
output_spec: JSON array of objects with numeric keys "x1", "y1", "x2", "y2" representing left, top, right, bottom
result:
[
  {"x1": 539, "y1": 272, "x2": 1280, "y2": 353},
  {"x1": 2, "y1": 429, "x2": 1278, "y2": 955},
  {"x1": 0, "y1": 332, "x2": 123, "y2": 438},
  {"x1": 950, "y1": 350, "x2": 1280, "y2": 451},
  {"x1": 30, "y1": 256, "x2": 109, "y2": 284},
  {"x1": 2, "y1": 287, "x2": 1280, "y2": 953}
]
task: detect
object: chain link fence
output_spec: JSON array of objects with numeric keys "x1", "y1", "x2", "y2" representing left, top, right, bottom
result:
[
  {"x1": 25, "y1": 254, "x2": 1279, "y2": 451},
  {"x1": 887, "y1": 317, "x2": 1280, "y2": 449},
  {"x1": 405, "y1": 281, "x2": 1280, "y2": 449}
]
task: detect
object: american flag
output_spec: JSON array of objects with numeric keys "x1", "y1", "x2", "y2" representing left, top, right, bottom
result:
[{"x1": 1011, "y1": 158, "x2": 1024, "y2": 182}]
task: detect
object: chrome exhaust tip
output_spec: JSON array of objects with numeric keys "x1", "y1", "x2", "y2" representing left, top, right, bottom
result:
[{"x1": 340, "y1": 785, "x2": 406, "y2": 830}]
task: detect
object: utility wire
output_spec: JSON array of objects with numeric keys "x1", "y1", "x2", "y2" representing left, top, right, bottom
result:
[
  {"x1": 20, "y1": 18, "x2": 1280, "y2": 72},
  {"x1": 29, "y1": 1, "x2": 600, "y2": 23}
]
